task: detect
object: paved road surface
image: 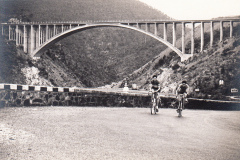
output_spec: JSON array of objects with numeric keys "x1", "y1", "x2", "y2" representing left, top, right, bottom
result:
[{"x1": 0, "y1": 107, "x2": 240, "y2": 160}]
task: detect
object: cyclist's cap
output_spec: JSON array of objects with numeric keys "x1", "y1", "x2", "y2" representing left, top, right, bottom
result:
[
  {"x1": 182, "y1": 80, "x2": 187, "y2": 83},
  {"x1": 152, "y1": 75, "x2": 157, "y2": 78}
]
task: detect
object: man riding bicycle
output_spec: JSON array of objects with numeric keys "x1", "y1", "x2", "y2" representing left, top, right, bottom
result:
[
  {"x1": 149, "y1": 75, "x2": 161, "y2": 112},
  {"x1": 175, "y1": 80, "x2": 189, "y2": 112}
]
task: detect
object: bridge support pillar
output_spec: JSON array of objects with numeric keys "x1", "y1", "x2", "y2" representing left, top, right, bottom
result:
[
  {"x1": 230, "y1": 21, "x2": 233, "y2": 38},
  {"x1": 154, "y1": 23, "x2": 158, "y2": 36},
  {"x1": 182, "y1": 22, "x2": 185, "y2": 54},
  {"x1": 145, "y1": 23, "x2": 149, "y2": 32},
  {"x1": 30, "y1": 25, "x2": 35, "y2": 55},
  {"x1": 19, "y1": 26, "x2": 22, "y2": 45},
  {"x1": 46, "y1": 25, "x2": 49, "y2": 41},
  {"x1": 54, "y1": 24, "x2": 56, "y2": 36},
  {"x1": 38, "y1": 25, "x2": 41, "y2": 47},
  {"x1": 16, "y1": 25, "x2": 19, "y2": 45},
  {"x1": 220, "y1": 21, "x2": 223, "y2": 42},
  {"x1": 23, "y1": 25, "x2": 28, "y2": 53},
  {"x1": 164, "y1": 23, "x2": 167, "y2": 41},
  {"x1": 9, "y1": 25, "x2": 11, "y2": 40},
  {"x1": 172, "y1": 22, "x2": 176, "y2": 47},
  {"x1": 136, "y1": 23, "x2": 140, "y2": 29},
  {"x1": 210, "y1": 21, "x2": 214, "y2": 48},
  {"x1": 38, "y1": 26, "x2": 41, "y2": 46},
  {"x1": 201, "y1": 22, "x2": 204, "y2": 52},
  {"x1": 191, "y1": 22, "x2": 195, "y2": 54}
]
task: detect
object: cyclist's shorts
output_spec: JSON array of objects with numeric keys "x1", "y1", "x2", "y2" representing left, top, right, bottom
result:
[
  {"x1": 152, "y1": 92, "x2": 161, "y2": 99},
  {"x1": 177, "y1": 93, "x2": 186, "y2": 101}
]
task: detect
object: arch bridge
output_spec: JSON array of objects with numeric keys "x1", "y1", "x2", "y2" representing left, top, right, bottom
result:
[{"x1": 1, "y1": 19, "x2": 240, "y2": 61}]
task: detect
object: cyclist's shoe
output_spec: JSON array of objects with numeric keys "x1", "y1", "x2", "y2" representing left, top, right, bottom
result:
[{"x1": 185, "y1": 98, "x2": 188, "y2": 103}]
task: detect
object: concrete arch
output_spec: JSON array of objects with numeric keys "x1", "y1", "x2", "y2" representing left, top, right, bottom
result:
[{"x1": 33, "y1": 23, "x2": 184, "y2": 59}]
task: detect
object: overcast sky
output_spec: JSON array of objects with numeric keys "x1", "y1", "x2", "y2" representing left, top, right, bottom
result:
[{"x1": 139, "y1": 0, "x2": 240, "y2": 20}]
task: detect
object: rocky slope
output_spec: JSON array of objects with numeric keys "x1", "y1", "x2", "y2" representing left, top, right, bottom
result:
[{"x1": 123, "y1": 27, "x2": 240, "y2": 99}]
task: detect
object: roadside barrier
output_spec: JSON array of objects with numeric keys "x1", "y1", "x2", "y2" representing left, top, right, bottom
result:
[{"x1": 0, "y1": 83, "x2": 239, "y2": 110}]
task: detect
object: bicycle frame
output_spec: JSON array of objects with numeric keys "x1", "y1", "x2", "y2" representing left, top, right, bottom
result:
[
  {"x1": 150, "y1": 91, "x2": 158, "y2": 114},
  {"x1": 177, "y1": 94, "x2": 185, "y2": 117}
]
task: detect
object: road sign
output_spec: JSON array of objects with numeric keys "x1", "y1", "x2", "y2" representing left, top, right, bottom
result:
[
  {"x1": 195, "y1": 88, "x2": 200, "y2": 92},
  {"x1": 219, "y1": 80, "x2": 224, "y2": 85},
  {"x1": 231, "y1": 88, "x2": 238, "y2": 93}
]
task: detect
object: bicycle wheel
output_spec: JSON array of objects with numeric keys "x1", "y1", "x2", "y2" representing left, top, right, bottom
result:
[
  {"x1": 178, "y1": 98, "x2": 183, "y2": 117},
  {"x1": 151, "y1": 104, "x2": 154, "y2": 115},
  {"x1": 151, "y1": 98, "x2": 156, "y2": 114}
]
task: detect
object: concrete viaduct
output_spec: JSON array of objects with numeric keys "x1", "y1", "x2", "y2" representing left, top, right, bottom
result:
[{"x1": 1, "y1": 19, "x2": 240, "y2": 61}]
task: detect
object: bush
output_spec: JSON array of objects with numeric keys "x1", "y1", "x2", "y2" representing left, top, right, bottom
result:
[{"x1": 171, "y1": 63, "x2": 180, "y2": 70}]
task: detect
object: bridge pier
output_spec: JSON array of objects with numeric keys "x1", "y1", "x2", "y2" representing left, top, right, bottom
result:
[
  {"x1": 23, "y1": 25, "x2": 28, "y2": 53},
  {"x1": 201, "y1": 22, "x2": 204, "y2": 52},
  {"x1": 172, "y1": 22, "x2": 176, "y2": 47},
  {"x1": 16, "y1": 25, "x2": 19, "y2": 45},
  {"x1": 54, "y1": 24, "x2": 56, "y2": 35},
  {"x1": 164, "y1": 22, "x2": 167, "y2": 41},
  {"x1": 210, "y1": 21, "x2": 214, "y2": 48},
  {"x1": 39, "y1": 25, "x2": 42, "y2": 46},
  {"x1": 191, "y1": 22, "x2": 195, "y2": 55},
  {"x1": 154, "y1": 23, "x2": 158, "y2": 36},
  {"x1": 9, "y1": 25, "x2": 15, "y2": 40},
  {"x1": 182, "y1": 22, "x2": 185, "y2": 54},
  {"x1": 230, "y1": 21, "x2": 233, "y2": 38},
  {"x1": 220, "y1": 21, "x2": 223, "y2": 42},
  {"x1": 145, "y1": 23, "x2": 149, "y2": 32},
  {"x1": 30, "y1": 25, "x2": 35, "y2": 55},
  {"x1": 46, "y1": 25, "x2": 49, "y2": 41}
]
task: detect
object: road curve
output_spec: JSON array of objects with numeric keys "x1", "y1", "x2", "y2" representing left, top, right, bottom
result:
[{"x1": 0, "y1": 107, "x2": 240, "y2": 160}]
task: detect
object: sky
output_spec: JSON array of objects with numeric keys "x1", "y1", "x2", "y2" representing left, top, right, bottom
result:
[{"x1": 139, "y1": 0, "x2": 240, "y2": 20}]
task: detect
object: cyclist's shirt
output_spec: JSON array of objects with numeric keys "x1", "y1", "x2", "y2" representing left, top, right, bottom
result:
[
  {"x1": 151, "y1": 79, "x2": 160, "y2": 91},
  {"x1": 177, "y1": 83, "x2": 189, "y2": 94}
]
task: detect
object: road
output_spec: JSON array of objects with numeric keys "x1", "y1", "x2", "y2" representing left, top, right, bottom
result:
[{"x1": 0, "y1": 107, "x2": 240, "y2": 160}]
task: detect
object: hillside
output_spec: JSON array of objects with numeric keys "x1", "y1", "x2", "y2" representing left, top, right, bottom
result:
[
  {"x1": 124, "y1": 22, "x2": 240, "y2": 100},
  {"x1": 0, "y1": 38, "x2": 85, "y2": 87},
  {"x1": 0, "y1": 0, "x2": 177, "y2": 87},
  {"x1": 0, "y1": 0, "x2": 172, "y2": 22}
]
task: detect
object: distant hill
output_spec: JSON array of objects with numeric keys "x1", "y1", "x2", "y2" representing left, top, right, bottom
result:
[{"x1": 0, "y1": 0, "x2": 172, "y2": 22}]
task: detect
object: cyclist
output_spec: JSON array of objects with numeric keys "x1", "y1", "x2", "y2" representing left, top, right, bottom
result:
[
  {"x1": 175, "y1": 80, "x2": 189, "y2": 112},
  {"x1": 149, "y1": 75, "x2": 161, "y2": 112}
]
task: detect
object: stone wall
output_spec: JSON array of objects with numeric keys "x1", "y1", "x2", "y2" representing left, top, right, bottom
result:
[
  {"x1": 1, "y1": 84, "x2": 240, "y2": 110},
  {"x1": 0, "y1": 84, "x2": 151, "y2": 107}
]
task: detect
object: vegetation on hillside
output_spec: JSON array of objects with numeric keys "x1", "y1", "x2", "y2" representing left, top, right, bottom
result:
[
  {"x1": 0, "y1": 38, "x2": 28, "y2": 84},
  {"x1": 125, "y1": 23, "x2": 240, "y2": 100}
]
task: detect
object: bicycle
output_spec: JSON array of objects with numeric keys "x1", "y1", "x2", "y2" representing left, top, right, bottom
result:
[
  {"x1": 176, "y1": 94, "x2": 186, "y2": 117},
  {"x1": 149, "y1": 90, "x2": 159, "y2": 115}
]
